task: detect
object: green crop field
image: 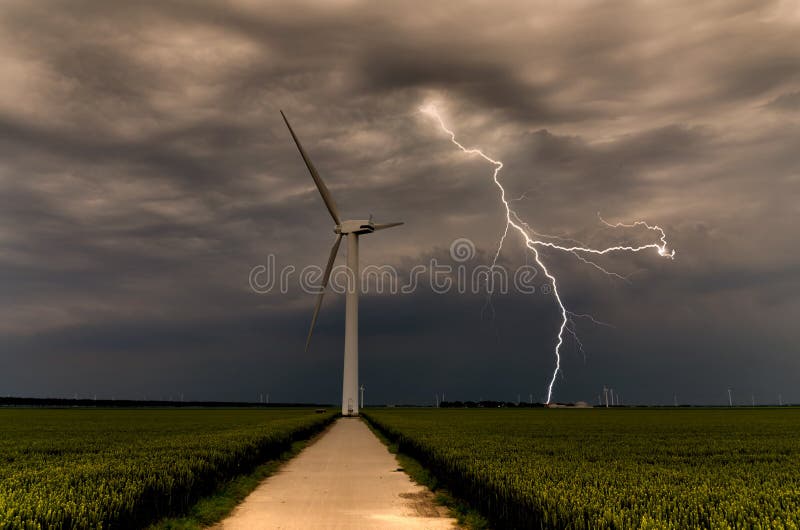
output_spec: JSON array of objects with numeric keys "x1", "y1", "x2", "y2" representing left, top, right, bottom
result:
[
  {"x1": 363, "y1": 408, "x2": 800, "y2": 529},
  {"x1": 0, "y1": 408, "x2": 336, "y2": 529}
]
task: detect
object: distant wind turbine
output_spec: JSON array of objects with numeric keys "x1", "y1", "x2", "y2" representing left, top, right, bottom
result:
[{"x1": 282, "y1": 111, "x2": 403, "y2": 416}]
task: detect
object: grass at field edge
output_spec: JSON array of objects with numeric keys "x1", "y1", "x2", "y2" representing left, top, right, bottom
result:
[
  {"x1": 361, "y1": 415, "x2": 490, "y2": 530},
  {"x1": 147, "y1": 419, "x2": 337, "y2": 530}
]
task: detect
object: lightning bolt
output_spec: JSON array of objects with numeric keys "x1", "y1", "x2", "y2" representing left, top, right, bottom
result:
[{"x1": 421, "y1": 104, "x2": 674, "y2": 404}]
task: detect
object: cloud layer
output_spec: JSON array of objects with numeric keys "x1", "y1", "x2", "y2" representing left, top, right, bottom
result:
[{"x1": 1, "y1": 0, "x2": 798, "y2": 404}]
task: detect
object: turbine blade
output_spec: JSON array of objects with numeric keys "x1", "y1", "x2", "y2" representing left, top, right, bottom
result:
[
  {"x1": 305, "y1": 233, "x2": 343, "y2": 351},
  {"x1": 373, "y1": 221, "x2": 404, "y2": 231},
  {"x1": 280, "y1": 111, "x2": 341, "y2": 224}
]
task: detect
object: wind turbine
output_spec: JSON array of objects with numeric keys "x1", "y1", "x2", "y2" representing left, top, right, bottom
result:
[{"x1": 281, "y1": 111, "x2": 403, "y2": 416}]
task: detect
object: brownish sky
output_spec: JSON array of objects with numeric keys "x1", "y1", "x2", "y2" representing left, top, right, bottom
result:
[{"x1": 1, "y1": 0, "x2": 798, "y2": 404}]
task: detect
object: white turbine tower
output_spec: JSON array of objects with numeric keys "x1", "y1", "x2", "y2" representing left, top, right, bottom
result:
[{"x1": 281, "y1": 111, "x2": 403, "y2": 417}]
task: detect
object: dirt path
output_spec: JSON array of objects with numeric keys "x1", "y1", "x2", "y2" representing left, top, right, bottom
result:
[{"x1": 214, "y1": 417, "x2": 457, "y2": 529}]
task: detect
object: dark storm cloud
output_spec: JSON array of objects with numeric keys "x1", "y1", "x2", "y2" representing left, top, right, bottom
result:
[
  {"x1": 357, "y1": 51, "x2": 569, "y2": 123},
  {"x1": 1, "y1": 0, "x2": 798, "y2": 404}
]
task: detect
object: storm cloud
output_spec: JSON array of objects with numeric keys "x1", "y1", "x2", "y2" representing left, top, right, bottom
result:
[{"x1": 1, "y1": 0, "x2": 798, "y2": 405}]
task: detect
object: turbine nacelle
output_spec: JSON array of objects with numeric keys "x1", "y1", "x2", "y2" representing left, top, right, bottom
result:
[{"x1": 336, "y1": 219, "x2": 375, "y2": 235}]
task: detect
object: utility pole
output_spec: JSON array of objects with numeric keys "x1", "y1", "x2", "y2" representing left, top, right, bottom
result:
[{"x1": 727, "y1": 388, "x2": 732, "y2": 407}]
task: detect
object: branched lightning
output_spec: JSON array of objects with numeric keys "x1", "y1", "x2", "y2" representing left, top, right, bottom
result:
[
  {"x1": 509, "y1": 211, "x2": 632, "y2": 282},
  {"x1": 567, "y1": 311, "x2": 614, "y2": 328},
  {"x1": 509, "y1": 188, "x2": 538, "y2": 203},
  {"x1": 421, "y1": 104, "x2": 674, "y2": 404}
]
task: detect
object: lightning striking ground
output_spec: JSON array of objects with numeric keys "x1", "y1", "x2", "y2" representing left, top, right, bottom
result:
[{"x1": 421, "y1": 104, "x2": 674, "y2": 404}]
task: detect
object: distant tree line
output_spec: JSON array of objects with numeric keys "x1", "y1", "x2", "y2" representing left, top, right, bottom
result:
[
  {"x1": 0, "y1": 397, "x2": 333, "y2": 408},
  {"x1": 440, "y1": 400, "x2": 547, "y2": 408}
]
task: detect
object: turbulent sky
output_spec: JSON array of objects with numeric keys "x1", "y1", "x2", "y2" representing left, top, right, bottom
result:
[{"x1": 1, "y1": 0, "x2": 798, "y2": 405}]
